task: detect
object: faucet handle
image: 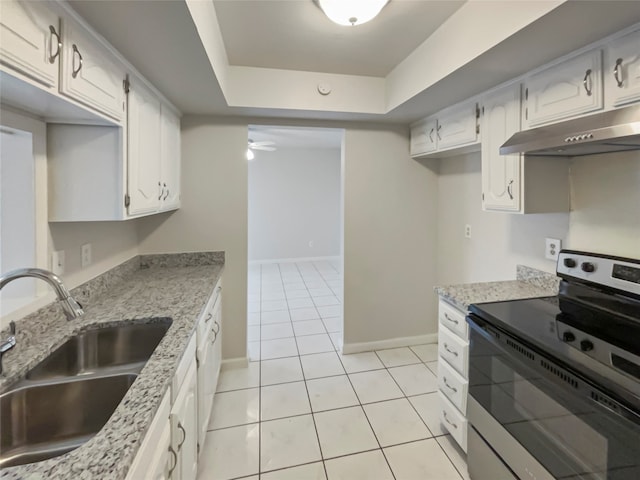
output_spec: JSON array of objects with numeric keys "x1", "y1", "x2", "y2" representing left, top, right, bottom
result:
[{"x1": 9, "y1": 321, "x2": 15, "y2": 336}]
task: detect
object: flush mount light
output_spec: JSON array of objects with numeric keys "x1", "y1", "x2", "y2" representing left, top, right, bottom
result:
[{"x1": 317, "y1": 0, "x2": 390, "y2": 26}]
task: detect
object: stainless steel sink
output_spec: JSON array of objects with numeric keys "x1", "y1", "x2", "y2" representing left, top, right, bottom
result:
[
  {"x1": 26, "y1": 319, "x2": 172, "y2": 380},
  {"x1": 0, "y1": 319, "x2": 173, "y2": 468},
  {"x1": 0, "y1": 373, "x2": 137, "y2": 468}
]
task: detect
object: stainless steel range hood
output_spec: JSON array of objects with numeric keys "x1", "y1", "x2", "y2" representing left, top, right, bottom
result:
[{"x1": 500, "y1": 104, "x2": 640, "y2": 157}]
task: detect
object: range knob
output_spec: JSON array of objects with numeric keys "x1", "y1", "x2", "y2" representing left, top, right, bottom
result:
[
  {"x1": 580, "y1": 340, "x2": 594, "y2": 352},
  {"x1": 562, "y1": 331, "x2": 576, "y2": 342},
  {"x1": 563, "y1": 258, "x2": 577, "y2": 268},
  {"x1": 581, "y1": 262, "x2": 596, "y2": 273}
]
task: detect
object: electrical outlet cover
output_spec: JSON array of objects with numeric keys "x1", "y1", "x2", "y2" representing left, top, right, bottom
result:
[
  {"x1": 545, "y1": 238, "x2": 561, "y2": 261},
  {"x1": 81, "y1": 243, "x2": 92, "y2": 268}
]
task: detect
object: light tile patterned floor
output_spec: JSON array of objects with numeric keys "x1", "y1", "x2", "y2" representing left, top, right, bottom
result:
[{"x1": 197, "y1": 260, "x2": 469, "y2": 480}]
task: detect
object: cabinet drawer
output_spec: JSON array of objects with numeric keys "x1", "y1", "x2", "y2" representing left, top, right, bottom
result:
[
  {"x1": 438, "y1": 358, "x2": 469, "y2": 414},
  {"x1": 438, "y1": 326, "x2": 469, "y2": 377},
  {"x1": 197, "y1": 279, "x2": 222, "y2": 346},
  {"x1": 438, "y1": 299, "x2": 468, "y2": 339},
  {"x1": 439, "y1": 391, "x2": 468, "y2": 452}
]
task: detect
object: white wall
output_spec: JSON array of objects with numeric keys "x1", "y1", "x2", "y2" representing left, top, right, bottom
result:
[
  {"x1": 248, "y1": 146, "x2": 341, "y2": 262},
  {"x1": 343, "y1": 127, "x2": 439, "y2": 347},
  {"x1": 137, "y1": 117, "x2": 249, "y2": 360},
  {"x1": 138, "y1": 117, "x2": 440, "y2": 359},
  {"x1": 436, "y1": 150, "x2": 640, "y2": 286}
]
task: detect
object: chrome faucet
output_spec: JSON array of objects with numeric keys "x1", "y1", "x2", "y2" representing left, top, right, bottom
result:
[{"x1": 0, "y1": 268, "x2": 84, "y2": 320}]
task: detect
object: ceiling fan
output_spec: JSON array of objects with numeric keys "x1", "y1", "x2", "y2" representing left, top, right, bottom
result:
[
  {"x1": 247, "y1": 138, "x2": 276, "y2": 160},
  {"x1": 248, "y1": 139, "x2": 276, "y2": 152}
]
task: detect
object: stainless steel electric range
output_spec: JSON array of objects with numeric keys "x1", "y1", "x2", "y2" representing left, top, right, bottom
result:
[{"x1": 466, "y1": 250, "x2": 640, "y2": 480}]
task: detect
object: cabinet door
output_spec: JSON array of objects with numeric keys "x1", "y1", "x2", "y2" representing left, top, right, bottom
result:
[
  {"x1": 0, "y1": 0, "x2": 60, "y2": 87},
  {"x1": 171, "y1": 360, "x2": 198, "y2": 480},
  {"x1": 149, "y1": 422, "x2": 171, "y2": 480},
  {"x1": 160, "y1": 105, "x2": 181, "y2": 211},
  {"x1": 60, "y1": 17, "x2": 125, "y2": 121},
  {"x1": 481, "y1": 85, "x2": 522, "y2": 212},
  {"x1": 128, "y1": 78, "x2": 161, "y2": 216},
  {"x1": 410, "y1": 118, "x2": 437, "y2": 156},
  {"x1": 525, "y1": 50, "x2": 603, "y2": 127},
  {"x1": 605, "y1": 30, "x2": 640, "y2": 108},
  {"x1": 437, "y1": 102, "x2": 478, "y2": 151}
]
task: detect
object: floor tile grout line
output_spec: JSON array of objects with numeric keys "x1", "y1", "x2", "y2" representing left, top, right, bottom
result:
[{"x1": 292, "y1": 261, "x2": 331, "y2": 480}]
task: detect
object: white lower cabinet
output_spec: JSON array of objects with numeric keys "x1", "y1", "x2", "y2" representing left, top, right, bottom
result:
[
  {"x1": 170, "y1": 358, "x2": 198, "y2": 480},
  {"x1": 125, "y1": 390, "x2": 171, "y2": 480},
  {"x1": 437, "y1": 298, "x2": 470, "y2": 452},
  {"x1": 196, "y1": 281, "x2": 223, "y2": 451}
]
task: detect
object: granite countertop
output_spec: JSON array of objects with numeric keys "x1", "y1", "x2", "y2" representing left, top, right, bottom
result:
[
  {"x1": 0, "y1": 253, "x2": 224, "y2": 480},
  {"x1": 434, "y1": 265, "x2": 560, "y2": 311}
]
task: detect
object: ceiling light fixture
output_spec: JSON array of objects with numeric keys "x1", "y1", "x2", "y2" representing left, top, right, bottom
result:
[{"x1": 317, "y1": 0, "x2": 389, "y2": 26}]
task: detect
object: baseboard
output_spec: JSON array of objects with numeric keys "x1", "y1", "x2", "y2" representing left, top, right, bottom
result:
[
  {"x1": 221, "y1": 356, "x2": 249, "y2": 368},
  {"x1": 249, "y1": 256, "x2": 341, "y2": 266},
  {"x1": 342, "y1": 333, "x2": 438, "y2": 354}
]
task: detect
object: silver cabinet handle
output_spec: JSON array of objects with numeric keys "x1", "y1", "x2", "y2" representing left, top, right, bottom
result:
[
  {"x1": 583, "y1": 68, "x2": 592, "y2": 96},
  {"x1": 168, "y1": 445, "x2": 178, "y2": 476},
  {"x1": 507, "y1": 179, "x2": 514, "y2": 200},
  {"x1": 217, "y1": 286, "x2": 222, "y2": 293},
  {"x1": 436, "y1": 124, "x2": 442, "y2": 140},
  {"x1": 443, "y1": 313, "x2": 458, "y2": 325},
  {"x1": 71, "y1": 44, "x2": 83, "y2": 78},
  {"x1": 614, "y1": 58, "x2": 623, "y2": 87},
  {"x1": 443, "y1": 377, "x2": 458, "y2": 393},
  {"x1": 213, "y1": 320, "x2": 220, "y2": 335},
  {"x1": 163, "y1": 183, "x2": 169, "y2": 200},
  {"x1": 49, "y1": 25, "x2": 61, "y2": 63},
  {"x1": 443, "y1": 343, "x2": 458, "y2": 356},
  {"x1": 204, "y1": 312, "x2": 213, "y2": 323},
  {"x1": 429, "y1": 128, "x2": 434, "y2": 143},
  {"x1": 443, "y1": 411, "x2": 458, "y2": 429},
  {"x1": 178, "y1": 422, "x2": 186, "y2": 448},
  {"x1": 158, "y1": 181, "x2": 164, "y2": 200}
]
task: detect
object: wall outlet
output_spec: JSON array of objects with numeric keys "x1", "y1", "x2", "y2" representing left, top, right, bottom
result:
[
  {"x1": 51, "y1": 250, "x2": 65, "y2": 275},
  {"x1": 81, "y1": 243, "x2": 92, "y2": 268},
  {"x1": 465, "y1": 224, "x2": 472, "y2": 239},
  {"x1": 545, "y1": 238, "x2": 561, "y2": 260}
]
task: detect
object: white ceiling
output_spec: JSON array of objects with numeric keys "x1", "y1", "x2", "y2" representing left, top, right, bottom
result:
[
  {"x1": 249, "y1": 125, "x2": 343, "y2": 149},
  {"x1": 213, "y1": 0, "x2": 464, "y2": 77},
  {"x1": 68, "y1": 1, "x2": 640, "y2": 123}
]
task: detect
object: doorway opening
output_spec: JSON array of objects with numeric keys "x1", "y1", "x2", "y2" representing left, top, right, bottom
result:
[{"x1": 246, "y1": 125, "x2": 344, "y2": 361}]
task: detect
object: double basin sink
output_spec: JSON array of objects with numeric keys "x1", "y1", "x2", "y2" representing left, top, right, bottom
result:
[{"x1": 0, "y1": 319, "x2": 172, "y2": 468}]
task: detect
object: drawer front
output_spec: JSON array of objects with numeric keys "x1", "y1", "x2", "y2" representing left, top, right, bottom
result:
[
  {"x1": 439, "y1": 391, "x2": 468, "y2": 452},
  {"x1": 438, "y1": 358, "x2": 469, "y2": 413},
  {"x1": 438, "y1": 325, "x2": 469, "y2": 377},
  {"x1": 438, "y1": 299, "x2": 468, "y2": 339}
]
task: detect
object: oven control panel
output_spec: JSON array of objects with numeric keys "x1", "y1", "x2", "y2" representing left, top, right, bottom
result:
[{"x1": 557, "y1": 250, "x2": 640, "y2": 296}]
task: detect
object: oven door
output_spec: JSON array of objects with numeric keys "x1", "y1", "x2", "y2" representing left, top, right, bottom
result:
[{"x1": 467, "y1": 314, "x2": 640, "y2": 480}]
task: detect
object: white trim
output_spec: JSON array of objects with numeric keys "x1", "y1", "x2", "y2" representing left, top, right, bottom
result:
[
  {"x1": 248, "y1": 256, "x2": 341, "y2": 265},
  {"x1": 342, "y1": 333, "x2": 438, "y2": 354},
  {"x1": 221, "y1": 356, "x2": 249, "y2": 368}
]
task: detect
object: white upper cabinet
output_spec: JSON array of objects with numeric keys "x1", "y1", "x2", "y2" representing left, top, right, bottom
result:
[
  {"x1": 0, "y1": 0, "x2": 60, "y2": 88},
  {"x1": 59, "y1": 15, "x2": 126, "y2": 121},
  {"x1": 437, "y1": 102, "x2": 479, "y2": 151},
  {"x1": 481, "y1": 85, "x2": 522, "y2": 212},
  {"x1": 605, "y1": 29, "x2": 640, "y2": 108},
  {"x1": 160, "y1": 105, "x2": 182, "y2": 211},
  {"x1": 127, "y1": 77, "x2": 162, "y2": 216},
  {"x1": 410, "y1": 118, "x2": 437, "y2": 157},
  {"x1": 409, "y1": 100, "x2": 479, "y2": 158},
  {"x1": 524, "y1": 49, "x2": 603, "y2": 128}
]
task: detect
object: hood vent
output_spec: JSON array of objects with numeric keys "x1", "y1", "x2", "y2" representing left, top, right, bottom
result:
[{"x1": 500, "y1": 104, "x2": 640, "y2": 157}]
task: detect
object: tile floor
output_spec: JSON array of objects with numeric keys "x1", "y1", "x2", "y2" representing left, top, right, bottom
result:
[{"x1": 198, "y1": 260, "x2": 469, "y2": 480}]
